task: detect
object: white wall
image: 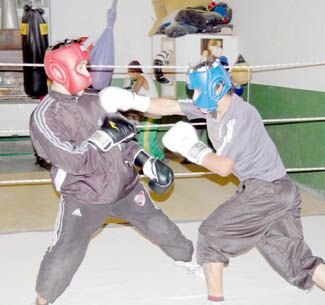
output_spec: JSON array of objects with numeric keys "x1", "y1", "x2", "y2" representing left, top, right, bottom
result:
[
  {"x1": 0, "y1": 102, "x2": 38, "y2": 136},
  {"x1": 49, "y1": 0, "x2": 325, "y2": 91},
  {"x1": 228, "y1": 0, "x2": 325, "y2": 91},
  {"x1": 49, "y1": 0, "x2": 155, "y2": 76}
]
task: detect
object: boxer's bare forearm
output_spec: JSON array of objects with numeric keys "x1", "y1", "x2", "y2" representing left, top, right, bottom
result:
[{"x1": 147, "y1": 98, "x2": 184, "y2": 116}]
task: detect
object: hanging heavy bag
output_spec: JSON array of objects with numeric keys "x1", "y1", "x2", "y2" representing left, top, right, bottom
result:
[
  {"x1": 90, "y1": 0, "x2": 118, "y2": 90},
  {"x1": 21, "y1": 5, "x2": 48, "y2": 98}
]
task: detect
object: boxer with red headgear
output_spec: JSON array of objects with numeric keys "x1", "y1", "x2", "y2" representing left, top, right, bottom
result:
[
  {"x1": 29, "y1": 39, "x2": 193, "y2": 305},
  {"x1": 44, "y1": 38, "x2": 91, "y2": 94}
]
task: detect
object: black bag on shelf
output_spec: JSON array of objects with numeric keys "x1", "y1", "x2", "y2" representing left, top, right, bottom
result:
[{"x1": 21, "y1": 5, "x2": 48, "y2": 98}]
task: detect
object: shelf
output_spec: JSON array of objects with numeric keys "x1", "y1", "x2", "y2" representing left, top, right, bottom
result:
[{"x1": 0, "y1": 95, "x2": 37, "y2": 103}]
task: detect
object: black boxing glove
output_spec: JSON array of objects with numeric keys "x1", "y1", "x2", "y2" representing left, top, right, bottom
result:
[
  {"x1": 134, "y1": 150, "x2": 174, "y2": 194},
  {"x1": 88, "y1": 114, "x2": 137, "y2": 152}
]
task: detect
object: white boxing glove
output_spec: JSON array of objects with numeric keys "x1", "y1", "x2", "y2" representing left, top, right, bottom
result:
[
  {"x1": 99, "y1": 86, "x2": 150, "y2": 113},
  {"x1": 162, "y1": 121, "x2": 212, "y2": 165}
]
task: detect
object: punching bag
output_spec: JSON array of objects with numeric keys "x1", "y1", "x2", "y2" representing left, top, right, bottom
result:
[
  {"x1": 21, "y1": 5, "x2": 48, "y2": 98},
  {"x1": 231, "y1": 54, "x2": 252, "y2": 86},
  {"x1": 90, "y1": 0, "x2": 118, "y2": 90}
]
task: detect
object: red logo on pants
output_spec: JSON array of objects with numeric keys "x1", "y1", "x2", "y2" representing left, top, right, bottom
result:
[{"x1": 134, "y1": 190, "x2": 146, "y2": 206}]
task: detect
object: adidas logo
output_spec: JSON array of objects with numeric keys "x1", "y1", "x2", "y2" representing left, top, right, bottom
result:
[{"x1": 72, "y1": 208, "x2": 82, "y2": 217}]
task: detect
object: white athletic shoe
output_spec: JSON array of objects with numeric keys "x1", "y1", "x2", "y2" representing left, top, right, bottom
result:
[{"x1": 173, "y1": 260, "x2": 204, "y2": 278}]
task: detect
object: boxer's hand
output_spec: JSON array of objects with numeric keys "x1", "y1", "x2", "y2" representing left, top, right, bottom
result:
[
  {"x1": 162, "y1": 121, "x2": 212, "y2": 165},
  {"x1": 88, "y1": 114, "x2": 137, "y2": 151},
  {"x1": 99, "y1": 86, "x2": 150, "y2": 113},
  {"x1": 134, "y1": 150, "x2": 174, "y2": 194}
]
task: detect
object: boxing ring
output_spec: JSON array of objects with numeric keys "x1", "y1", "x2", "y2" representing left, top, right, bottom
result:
[{"x1": 0, "y1": 61, "x2": 324, "y2": 305}]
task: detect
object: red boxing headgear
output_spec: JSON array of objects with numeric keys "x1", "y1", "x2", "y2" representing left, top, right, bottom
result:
[{"x1": 44, "y1": 40, "x2": 92, "y2": 94}]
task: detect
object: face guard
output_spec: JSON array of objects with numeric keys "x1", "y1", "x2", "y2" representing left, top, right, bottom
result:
[
  {"x1": 44, "y1": 38, "x2": 92, "y2": 94},
  {"x1": 187, "y1": 60, "x2": 232, "y2": 112}
]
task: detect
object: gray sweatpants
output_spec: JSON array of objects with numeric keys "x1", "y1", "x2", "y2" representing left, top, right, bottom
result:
[
  {"x1": 36, "y1": 182, "x2": 193, "y2": 303},
  {"x1": 197, "y1": 176, "x2": 323, "y2": 289}
]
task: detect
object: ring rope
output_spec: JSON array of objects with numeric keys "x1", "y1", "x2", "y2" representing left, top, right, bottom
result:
[
  {"x1": 1, "y1": 167, "x2": 325, "y2": 186},
  {"x1": 137, "y1": 117, "x2": 325, "y2": 129},
  {"x1": 0, "y1": 62, "x2": 323, "y2": 184},
  {"x1": 1, "y1": 116, "x2": 325, "y2": 135},
  {"x1": 1, "y1": 60, "x2": 325, "y2": 71}
]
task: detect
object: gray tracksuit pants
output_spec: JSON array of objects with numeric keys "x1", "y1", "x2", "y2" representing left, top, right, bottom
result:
[
  {"x1": 36, "y1": 183, "x2": 193, "y2": 303},
  {"x1": 197, "y1": 176, "x2": 323, "y2": 289}
]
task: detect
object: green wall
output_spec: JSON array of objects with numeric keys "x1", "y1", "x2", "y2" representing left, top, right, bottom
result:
[{"x1": 247, "y1": 84, "x2": 325, "y2": 196}]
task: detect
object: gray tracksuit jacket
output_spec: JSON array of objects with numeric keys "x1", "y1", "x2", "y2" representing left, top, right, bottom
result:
[{"x1": 29, "y1": 89, "x2": 141, "y2": 205}]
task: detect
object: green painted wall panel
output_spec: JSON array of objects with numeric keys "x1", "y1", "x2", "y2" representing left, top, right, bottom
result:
[{"x1": 248, "y1": 84, "x2": 325, "y2": 196}]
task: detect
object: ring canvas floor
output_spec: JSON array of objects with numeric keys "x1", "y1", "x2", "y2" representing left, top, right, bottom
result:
[{"x1": 1, "y1": 217, "x2": 324, "y2": 305}]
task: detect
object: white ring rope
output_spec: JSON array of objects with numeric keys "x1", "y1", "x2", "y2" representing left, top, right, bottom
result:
[
  {"x1": 1, "y1": 116, "x2": 325, "y2": 135},
  {"x1": 1, "y1": 167, "x2": 325, "y2": 186},
  {"x1": 1, "y1": 60, "x2": 325, "y2": 71},
  {"x1": 137, "y1": 117, "x2": 325, "y2": 129}
]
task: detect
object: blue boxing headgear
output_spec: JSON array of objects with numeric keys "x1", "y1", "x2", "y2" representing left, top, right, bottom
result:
[{"x1": 187, "y1": 59, "x2": 232, "y2": 112}]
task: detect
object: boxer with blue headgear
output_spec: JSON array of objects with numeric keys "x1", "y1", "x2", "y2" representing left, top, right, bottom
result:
[
  {"x1": 187, "y1": 59, "x2": 232, "y2": 112},
  {"x1": 94, "y1": 48, "x2": 325, "y2": 305}
]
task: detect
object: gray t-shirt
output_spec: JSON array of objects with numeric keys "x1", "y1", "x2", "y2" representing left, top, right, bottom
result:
[{"x1": 179, "y1": 95, "x2": 286, "y2": 182}]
